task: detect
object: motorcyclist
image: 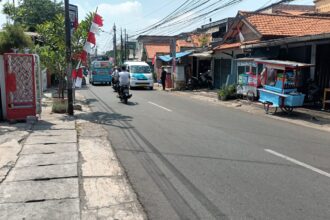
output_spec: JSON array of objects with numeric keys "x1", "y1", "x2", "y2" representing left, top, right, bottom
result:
[
  {"x1": 112, "y1": 66, "x2": 120, "y2": 85},
  {"x1": 118, "y1": 65, "x2": 130, "y2": 95}
]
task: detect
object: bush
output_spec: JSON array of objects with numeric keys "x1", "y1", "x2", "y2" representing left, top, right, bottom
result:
[
  {"x1": 218, "y1": 84, "x2": 236, "y2": 101},
  {"x1": 0, "y1": 24, "x2": 32, "y2": 54}
]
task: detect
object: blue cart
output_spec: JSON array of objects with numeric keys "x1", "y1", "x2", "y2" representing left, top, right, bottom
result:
[{"x1": 255, "y1": 60, "x2": 313, "y2": 114}]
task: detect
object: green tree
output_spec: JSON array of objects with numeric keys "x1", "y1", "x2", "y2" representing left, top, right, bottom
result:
[
  {"x1": 2, "y1": 0, "x2": 63, "y2": 32},
  {"x1": 36, "y1": 13, "x2": 94, "y2": 98},
  {"x1": 0, "y1": 24, "x2": 32, "y2": 54}
]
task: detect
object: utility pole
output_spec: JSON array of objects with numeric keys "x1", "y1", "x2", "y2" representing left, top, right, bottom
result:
[
  {"x1": 124, "y1": 29, "x2": 127, "y2": 61},
  {"x1": 64, "y1": 0, "x2": 74, "y2": 115},
  {"x1": 120, "y1": 28, "x2": 123, "y2": 64},
  {"x1": 113, "y1": 23, "x2": 117, "y2": 66},
  {"x1": 170, "y1": 37, "x2": 176, "y2": 89},
  {"x1": 126, "y1": 32, "x2": 129, "y2": 60}
]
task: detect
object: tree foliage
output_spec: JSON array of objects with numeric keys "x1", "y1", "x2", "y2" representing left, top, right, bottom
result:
[
  {"x1": 2, "y1": 0, "x2": 63, "y2": 32},
  {"x1": 36, "y1": 13, "x2": 94, "y2": 97},
  {"x1": 0, "y1": 24, "x2": 32, "y2": 54}
]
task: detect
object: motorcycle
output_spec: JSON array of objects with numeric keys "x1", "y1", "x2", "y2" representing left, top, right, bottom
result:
[
  {"x1": 118, "y1": 85, "x2": 132, "y2": 104},
  {"x1": 112, "y1": 79, "x2": 119, "y2": 92},
  {"x1": 186, "y1": 76, "x2": 199, "y2": 90},
  {"x1": 200, "y1": 71, "x2": 213, "y2": 89},
  {"x1": 306, "y1": 79, "x2": 322, "y2": 106},
  {"x1": 186, "y1": 71, "x2": 213, "y2": 90}
]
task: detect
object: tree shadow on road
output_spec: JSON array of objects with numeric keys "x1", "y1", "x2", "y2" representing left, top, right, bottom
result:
[{"x1": 77, "y1": 111, "x2": 133, "y2": 129}]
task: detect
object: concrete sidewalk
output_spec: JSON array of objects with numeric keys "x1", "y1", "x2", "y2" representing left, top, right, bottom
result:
[
  {"x1": 171, "y1": 89, "x2": 330, "y2": 133},
  {"x1": 0, "y1": 91, "x2": 145, "y2": 220}
]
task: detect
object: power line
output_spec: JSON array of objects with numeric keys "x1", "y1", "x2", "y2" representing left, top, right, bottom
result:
[
  {"x1": 133, "y1": 0, "x2": 242, "y2": 37},
  {"x1": 135, "y1": 0, "x2": 212, "y2": 35},
  {"x1": 130, "y1": 0, "x2": 196, "y2": 36}
]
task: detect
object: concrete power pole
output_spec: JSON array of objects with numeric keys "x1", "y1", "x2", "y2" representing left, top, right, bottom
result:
[
  {"x1": 64, "y1": 0, "x2": 74, "y2": 115},
  {"x1": 124, "y1": 29, "x2": 127, "y2": 61},
  {"x1": 113, "y1": 24, "x2": 117, "y2": 66},
  {"x1": 126, "y1": 32, "x2": 129, "y2": 61},
  {"x1": 170, "y1": 37, "x2": 176, "y2": 89},
  {"x1": 120, "y1": 28, "x2": 123, "y2": 64}
]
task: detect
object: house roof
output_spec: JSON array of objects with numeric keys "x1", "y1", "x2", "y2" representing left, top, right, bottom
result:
[
  {"x1": 214, "y1": 42, "x2": 241, "y2": 51},
  {"x1": 213, "y1": 40, "x2": 260, "y2": 51},
  {"x1": 240, "y1": 11, "x2": 330, "y2": 38},
  {"x1": 144, "y1": 44, "x2": 170, "y2": 59}
]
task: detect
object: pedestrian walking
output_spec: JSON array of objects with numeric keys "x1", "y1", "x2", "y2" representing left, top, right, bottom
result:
[{"x1": 161, "y1": 67, "x2": 167, "y2": 90}]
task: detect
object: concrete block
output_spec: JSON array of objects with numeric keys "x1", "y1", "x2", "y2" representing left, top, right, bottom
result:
[
  {"x1": 0, "y1": 140, "x2": 22, "y2": 182},
  {"x1": 21, "y1": 143, "x2": 77, "y2": 155},
  {"x1": 82, "y1": 202, "x2": 145, "y2": 220},
  {"x1": 25, "y1": 133, "x2": 77, "y2": 145},
  {"x1": 6, "y1": 163, "x2": 77, "y2": 181},
  {"x1": 83, "y1": 177, "x2": 136, "y2": 209},
  {"x1": 0, "y1": 199, "x2": 80, "y2": 220},
  {"x1": 79, "y1": 138, "x2": 123, "y2": 177},
  {"x1": 0, "y1": 178, "x2": 78, "y2": 203},
  {"x1": 16, "y1": 151, "x2": 78, "y2": 168}
]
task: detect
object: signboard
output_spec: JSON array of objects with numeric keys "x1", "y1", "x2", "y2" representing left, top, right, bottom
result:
[
  {"x1": 92, "y1": 61, "x2": 112, "y2": 69},
  {"x1": 69, "y1": 4, "x2": 78, "y2": 32}
]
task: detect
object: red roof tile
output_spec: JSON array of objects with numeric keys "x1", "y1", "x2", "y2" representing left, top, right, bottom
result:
[
  {"x1": 214, "y1": 42, "x2": 241, "y2": 51},
  {"x1": 241, "y1": 11, "x2": 330, "y2": 37}
]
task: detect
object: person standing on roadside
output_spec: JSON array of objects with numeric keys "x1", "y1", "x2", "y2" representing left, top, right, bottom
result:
[{"x1": 161, "y1": 67, "x2": 167, "y2": 91}]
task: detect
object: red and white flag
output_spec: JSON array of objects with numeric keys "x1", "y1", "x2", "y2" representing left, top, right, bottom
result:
[
  {"x1": 90, "y1": 13, "x2": 103, "y2": 35},
  {"x1": 93, "y1": 13, "x2": 103, "y2": 27},
  {"x1": 87, "y1": 32, "x2": 96, "y2": 45},
  {"x1": 83, "y1": 43, "x2": 92, "y2": 54},
  {"x1": 79, "y1": 13, "x2": 104, "y2": 64}
]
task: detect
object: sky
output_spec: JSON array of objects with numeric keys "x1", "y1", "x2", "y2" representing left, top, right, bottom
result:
[{"x1": 0, "y1": 0, "x2": 314, "y2": 53}]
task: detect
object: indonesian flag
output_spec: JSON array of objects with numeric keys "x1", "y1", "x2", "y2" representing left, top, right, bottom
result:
[
  {"x1": 78, "y1": 13, "x2": 104, "y2": 65},
  {"x1": 83, "y1": 42, "x2": 92, "y2": 54},
  {"x1": 80, "y1": 50, "x2": 87, "y2": 62},
  {"x1": 93, "y1": 14, "x2": 103, "y2": 27},
  {"x1": 90, "y1": 22, "x2": 100, "y2": 35},
  {"x1": 90, "y1": 13, "x2": 103, "y2": 35},
  {"x1": 87, "y1": 32, "x2": 96, "y2": 45}
]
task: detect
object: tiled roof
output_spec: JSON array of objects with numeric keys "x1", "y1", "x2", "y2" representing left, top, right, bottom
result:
[
  {"x1": 214, "y1": 42, "x2": 241, "y2": 51},
  {"x1": 213, "y1": 40, "x2": 261, "y2": 51},
  {"x1": 144, "y1": 44, "x2": 170, "y2": 59},
  {"x1": 241, "y1": 11, "x2": 330, "y2": 37}
]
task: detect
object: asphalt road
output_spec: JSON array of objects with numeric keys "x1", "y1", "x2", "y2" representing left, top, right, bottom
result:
[{"x1": 80, "y1": 84, "x2": 330, "y2": 220}]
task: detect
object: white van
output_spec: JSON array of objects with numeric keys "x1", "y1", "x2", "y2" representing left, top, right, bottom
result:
[{"x1": 124, "y1": 61, "x2": 154, "y2": 90}]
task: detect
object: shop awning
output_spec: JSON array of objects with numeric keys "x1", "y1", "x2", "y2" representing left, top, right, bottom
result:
[{"x1": 158, "y1": 51, "x2": 193, "y2": 62}]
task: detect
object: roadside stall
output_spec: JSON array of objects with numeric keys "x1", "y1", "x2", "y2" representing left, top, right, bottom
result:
[
  {"x1": 236, "y1": 58, "x2": 263, "y2": 101},
  {"x1": 255, "y1": 59, "x2": 313, "y2": 114}
]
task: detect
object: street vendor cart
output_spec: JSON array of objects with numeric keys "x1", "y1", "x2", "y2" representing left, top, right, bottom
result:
[
  {"x1": 255, "y1": 59, "x2": 313, "y2": 114},
  {"x1": 236, "y1": 58, "x2": 263, "y2": 101}
]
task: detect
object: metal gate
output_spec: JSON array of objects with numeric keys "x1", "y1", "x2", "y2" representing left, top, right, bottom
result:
[
  {"x1": 4, "y1": 53, "x2": 36, "y2": 120},
  {"x1": 214, "y1": 59, "x2": 232, "y2": 89}
]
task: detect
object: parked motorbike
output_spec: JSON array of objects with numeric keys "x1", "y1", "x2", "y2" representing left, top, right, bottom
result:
[
  {"x1": 186, "y1": 71, "x2": 213, "y2": 90},
  {"x1": 306, "y1": 79, "x2": 322, "y2": 105},
  {"x1": 118, "y1": 85, "x2": 132, "y2": 104},
  {"x1": 200, "y1": 71, "x2": 213, "y2": 89},
  {"x1": 186, "y1": 76, "x2": 199, "y2": 90}
]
